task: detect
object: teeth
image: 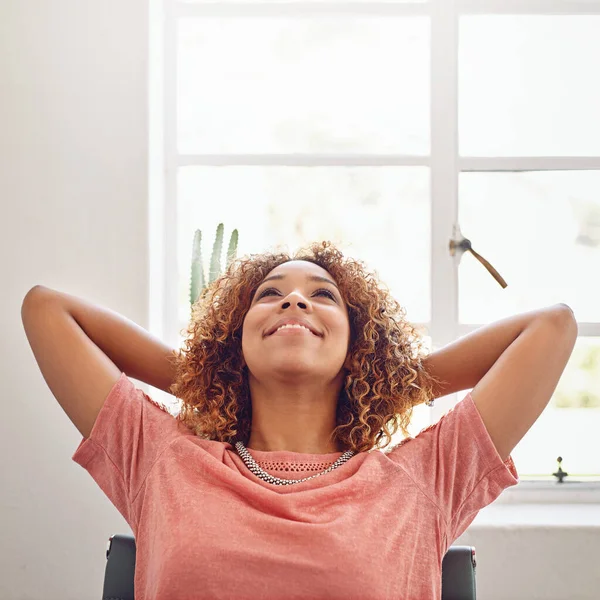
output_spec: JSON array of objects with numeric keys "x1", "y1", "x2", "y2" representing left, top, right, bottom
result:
[{"x1": 275, "y1": 324, "x2": 312, "y2": 333}]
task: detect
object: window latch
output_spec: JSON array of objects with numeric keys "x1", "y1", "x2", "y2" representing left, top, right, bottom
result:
[{"x1": 449, "y1": 222, "x2": 508, "y2": 289}]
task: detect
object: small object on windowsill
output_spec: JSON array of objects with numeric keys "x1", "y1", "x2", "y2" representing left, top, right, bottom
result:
[{"x1": 553, "y1": 456, "x2": 569, "y2": 483}]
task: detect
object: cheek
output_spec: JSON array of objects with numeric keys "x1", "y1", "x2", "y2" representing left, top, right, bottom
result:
[{"x1": 240, "y1": 314, "x2": 258, "y2": 345}]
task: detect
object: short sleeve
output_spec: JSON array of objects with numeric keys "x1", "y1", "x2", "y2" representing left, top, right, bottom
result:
[
  {"x1": 388, "y1": 391, "x2": 519, "y2": 549},
  {"x1": 71, "y1": 372, "x2": 182, "y2": 530}
]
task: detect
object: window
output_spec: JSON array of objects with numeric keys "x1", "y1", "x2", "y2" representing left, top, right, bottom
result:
[{"x1": 151, "y1": 0, "x2": 600, "y2": 490}]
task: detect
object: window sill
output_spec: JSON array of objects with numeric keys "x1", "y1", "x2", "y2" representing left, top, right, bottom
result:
[
  {"x1": 470, "y1": 503, "x2": 600, "y2": 528},
  {"x1": 467, "y1": 481, "x2": 600, "y2": 528},
  {"x1": 494, "y1": 480, "x2": 600, "y2": 504}
]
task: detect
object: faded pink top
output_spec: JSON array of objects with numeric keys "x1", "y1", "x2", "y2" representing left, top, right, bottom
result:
[{"x1": 72, "y1": 372, "x2": 518, "y2": 600}]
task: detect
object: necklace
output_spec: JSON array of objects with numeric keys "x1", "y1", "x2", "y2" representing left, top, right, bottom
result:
[{"x1": 234, "y1": 441, "x2": 355, "y2": 485}]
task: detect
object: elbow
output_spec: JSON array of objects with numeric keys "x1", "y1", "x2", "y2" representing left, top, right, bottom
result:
[
  {"x1": 556, "y1": 303, "x2": 577, "y2": 325},
  {"x1": 554, "y1": 303, "x2": 578, "y2": 340},
  {"x1": 557, "y1": 302, "x2": 575, "y2": 319},
  {"x1": 23, "y1": 285, "x2": 51, "y2": 304},
  {"x1": 21, "y1": 285, "x2": 52, "y2": 317}
]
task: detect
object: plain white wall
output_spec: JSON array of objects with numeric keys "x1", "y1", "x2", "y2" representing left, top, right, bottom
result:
[
  {"x1": 1, "y1": 1, "x2": 151, "y2": 598},
  {"x1": 1, "y1": 1, "x2": 598, "y2": 599}
]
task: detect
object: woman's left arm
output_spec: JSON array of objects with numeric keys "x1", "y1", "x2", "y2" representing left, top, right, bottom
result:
[
  {"x1": 421, "y1": 303, "x2": 577, "y2": 400},
  {"x1": 422, "y1": 304, "x2": 578, "y2": 461}
]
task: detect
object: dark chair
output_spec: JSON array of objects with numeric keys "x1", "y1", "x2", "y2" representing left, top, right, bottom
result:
[{"x1": 103, "y1": 534, "x2": 476, "y2": 600}]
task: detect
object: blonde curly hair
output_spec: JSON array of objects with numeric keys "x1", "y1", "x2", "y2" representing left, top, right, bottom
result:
[{"x1": 168, "y1": 240, "x2": 444, "y2": 455}]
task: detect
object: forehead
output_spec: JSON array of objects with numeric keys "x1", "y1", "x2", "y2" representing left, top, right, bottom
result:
[{"x1": 266, "y1": 260, "x2": 332, "y2": 279}]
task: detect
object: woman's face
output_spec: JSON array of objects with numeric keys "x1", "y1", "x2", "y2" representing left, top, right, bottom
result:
[{"x1": 241, "y1": 260, "x2": 351, "y2": 379}]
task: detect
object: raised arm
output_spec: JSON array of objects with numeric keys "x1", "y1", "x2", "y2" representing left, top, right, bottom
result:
[
  {"x1": 24, "y1": 285, "x2": 180, "y2": 393},
  {"x1": 21, "y1": 285, "x2": 180, "y2": 438},
  {"x1": 422, "y1": 303, "x2": 577, "y2": 461}
]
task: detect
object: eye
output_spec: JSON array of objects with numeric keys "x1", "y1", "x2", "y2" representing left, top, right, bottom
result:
[
  {"x1": 315, "y1": 288, "x2": 336, "y2": 300},
  {"x1": 257, "y1": 287, "x2": 336, "y2": 301}
]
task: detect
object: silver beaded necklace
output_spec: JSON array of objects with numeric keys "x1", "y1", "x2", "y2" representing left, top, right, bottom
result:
[{"x1": 234, "y1": 441, "x2": 355, "y2": 485}]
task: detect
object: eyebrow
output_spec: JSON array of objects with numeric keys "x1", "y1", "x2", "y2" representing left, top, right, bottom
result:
[{"x1": 257, "y1": 274, "x2": 339, "y2": 289}]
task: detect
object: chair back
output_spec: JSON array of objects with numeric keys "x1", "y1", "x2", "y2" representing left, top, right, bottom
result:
[{"x1": 102, "y1": 534, "x2": 476, "y2": 600}]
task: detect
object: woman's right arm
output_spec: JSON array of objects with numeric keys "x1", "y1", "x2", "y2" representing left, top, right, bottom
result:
[{"x1": 22, "y1": 286, "x2": 179, "y2": 396}]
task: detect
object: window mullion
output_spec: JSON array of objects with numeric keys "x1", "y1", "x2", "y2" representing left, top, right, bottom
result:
[
  {"x1": 458, "y1": 0, "x2": 600, "y2": 16},
  {"x1": 461, "y1": 157, "x2": 600, "y2": 171},
  {"x1": 174, "y1": 1, "x2": 431, "y2": 18},
  {"x1": 165, "y1": 0, "x2": 180, "y2": 350},
  {"x1": 176, "y1": 154, "x2": 430, "y2": 167},
  {"x1": 429, "y1": 0, "x2": 460, "y2": 423}
]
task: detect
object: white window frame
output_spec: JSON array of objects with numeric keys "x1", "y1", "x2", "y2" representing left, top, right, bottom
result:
[{"x1": 149, "y1": 0, "x2": 600, "y2": 504}]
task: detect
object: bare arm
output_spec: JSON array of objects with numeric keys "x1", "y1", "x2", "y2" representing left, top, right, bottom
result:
[
  {"x1": 422, "y1": 303, "x2": 577, "y2": 461},
  {"x1": 27, "y1": 285, "x2": 179, "y2": 395},
  {"x1": 421, "y1": 303, "x2": 575, "y2": 399}
]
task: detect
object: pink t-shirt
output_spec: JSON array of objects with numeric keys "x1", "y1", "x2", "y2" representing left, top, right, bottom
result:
[{"x1": 72, "y1": 372, "x2": 518, "y2": 600}]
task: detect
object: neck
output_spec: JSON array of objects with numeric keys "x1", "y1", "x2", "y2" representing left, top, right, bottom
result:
[{"x1": 245, "y1": 375, "x2": 346, "y2": 454}]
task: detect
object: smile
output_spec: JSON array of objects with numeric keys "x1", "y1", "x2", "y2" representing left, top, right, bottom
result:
[{"x1": 270, "y1": 324, "x2": 317, "y2": 336}]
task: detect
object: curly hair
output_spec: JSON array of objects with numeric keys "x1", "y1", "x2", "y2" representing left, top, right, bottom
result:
[{"x1": 168, "y1": 240, "x2": 445, "y2": 455}]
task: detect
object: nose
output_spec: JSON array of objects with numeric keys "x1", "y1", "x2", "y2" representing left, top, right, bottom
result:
[
  {"x1": 281, "y1": 300, "x2": 308, "y2": 309},
  {"x1": 278, "y1": 288, "x2": 312, "y2": 310}
]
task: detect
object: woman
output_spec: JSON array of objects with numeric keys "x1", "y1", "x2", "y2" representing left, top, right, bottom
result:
[{"x1": 21, "y1": 240, "x2": 577, "y2": 599}]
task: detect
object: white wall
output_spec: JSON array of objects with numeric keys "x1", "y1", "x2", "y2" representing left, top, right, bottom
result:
[
  {"x1": 1, "y1": 1, "x2": 151, "y2": 598},
  {"x1": 1, "y1": 1, "x2": 598, "y2": 598}
]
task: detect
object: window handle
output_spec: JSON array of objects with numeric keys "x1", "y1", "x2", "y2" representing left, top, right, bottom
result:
[{"x1": 449, "y1": 223, "x2": 508, "y2": 289}]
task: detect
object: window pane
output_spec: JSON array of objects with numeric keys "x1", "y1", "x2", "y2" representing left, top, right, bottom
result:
[
  {"x1": 458, "y1": 171, "x2": 600, "y2": 324},
  {"x1": 177, "y1": 166, "x2": 430, "y2": 324},
  {"x1": 460, "y1": 16, "x2": 600, "y2": 157},
  {"x1": 509, "y1": 337, "x2": 600, "y2": 478},
  {"x1": 178, "y1": 17, "x2": 429, "y2": 153}
]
